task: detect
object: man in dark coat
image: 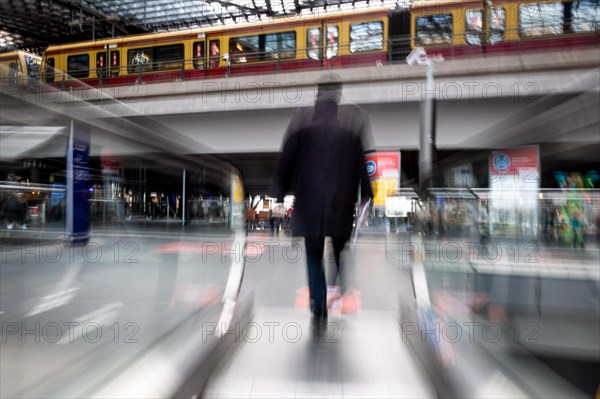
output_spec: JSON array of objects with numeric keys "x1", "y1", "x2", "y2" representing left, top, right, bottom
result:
[
  {"x1": 284, "y1": 83, "x2": 374, "y2": 153},
  {"x1": 273, "y1": 73, "x2": 373, "y2": 328}
]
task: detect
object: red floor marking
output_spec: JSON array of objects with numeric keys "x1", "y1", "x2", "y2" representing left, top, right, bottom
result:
[
  {"x1": 154, "y1": 242, "x2": 266, "y2": 256},
  {"x1": 170, "y1": 283, "x2": 222, "y2": 308},
  {"x1": 295, "y1": 285, "x2": 361, "y2": 314},
  {"x1": 155, "y1": 242, "x2": 208, "y2": 253},
  {"x1": 433, "y1": 290, "x2": 491, "y2": 317},
  {"x1": 487, "y1": 304, "x2": 508, "y2": 321}
]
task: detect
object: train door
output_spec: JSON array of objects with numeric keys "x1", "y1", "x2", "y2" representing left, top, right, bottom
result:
[
  {"x1": 208, "y1": 39, "x2": 221, "y2": 69},
  {"x1": 306, "y1": 27, "x2": 321, "y2": 63},
  {"x1": 8, "y1": 61, "x2": 18, "y2": 85},
  {"x1": 96, "y1": 51, "x2": 107, "y2": 83},
  {"x1": 191, "y1": 38, "x2": 208, "y2": 77},
  {"x1": 192, "y1": 39, "x2": 205, "y2": 75},
  {"x1": 323, "y1": 24, "x2": 340, "y2": 68},
  {"x1": 109, "y1": 49, "x2": 120, "y2": 78},
  {"x1": 43, "y1": 57, "x2": 55, "y2": 83},
  {"x1": 389, "y1": 9, "x2": 412, "y2": 62}
]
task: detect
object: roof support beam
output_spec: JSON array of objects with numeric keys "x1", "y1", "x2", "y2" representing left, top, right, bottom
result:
[
  {"x1": 208, "y1": 0, "x2": 259, "y2": 15},
  {"x1": 251, "y1": 0, "x2": 261, "y2": 20},
  {"x1": 265, "y1": 0, "x2": 274, "y2": 16},
  {"x1": 51, "y1": 0, "x2": 135, "y2": 36}
]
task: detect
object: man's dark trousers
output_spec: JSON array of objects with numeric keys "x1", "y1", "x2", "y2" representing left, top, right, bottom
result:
[{"x1": 305, "y1": 235, "x2": 348, "y2": 313}]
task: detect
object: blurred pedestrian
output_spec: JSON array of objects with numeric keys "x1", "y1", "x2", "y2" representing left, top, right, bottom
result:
[
  {"x1": 271, "y1": 202, "x2": 286, "y2": 233},
  {"x1": 273, "y1": 72, "x2": 373, "y2": 332},
  {"x1": 5, "y1": 173, "x2": 27, "y2": 229},
  {"x1": 284, "y1": 206, "x2": 293, "y2": 231},
  {"x1": 245, "y1": 206, "x2": 256, "y2": 230},
  {"x1": 284, "y1": 72, "x2": 374, "y2": 304}
]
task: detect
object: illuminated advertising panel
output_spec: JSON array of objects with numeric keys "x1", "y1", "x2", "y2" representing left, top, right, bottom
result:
[
  {"x1": 488, "y1": 146, "x2": 540, "y2": 238},
  {"x1": 365, "y1": 151, "x2": 400, "y2": 207}
]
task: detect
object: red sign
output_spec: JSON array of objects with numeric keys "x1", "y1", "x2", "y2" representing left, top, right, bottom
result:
[
  {"x1": 365, "y1": 152, "x2": 400, "y2": 180},
  {"x1": 365, "y1": 151, "x2": 401, "y2": 207},
  {"x1": 101, "y1": 150, "x2": 124, "y2": 170},
  {"x1": 490, "y1": 146, "x2": 539, "y2": 176}
]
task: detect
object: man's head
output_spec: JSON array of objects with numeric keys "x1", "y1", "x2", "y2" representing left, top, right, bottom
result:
[{"x1": 316, "y1": 72, "x2": 342, "y2": 104}]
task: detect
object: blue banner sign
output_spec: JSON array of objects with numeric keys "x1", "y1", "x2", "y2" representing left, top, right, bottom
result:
[{"x1": 66, "y1": 120, "x2": 90, "y2": 244}]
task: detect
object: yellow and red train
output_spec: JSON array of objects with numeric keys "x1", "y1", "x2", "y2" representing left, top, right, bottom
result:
[
  {"x1": 0, "y1": 50, "x2": 41, "y2": 88},
  {"x1": 9, "y1": 0, "x2": 600, "y2": 87}
]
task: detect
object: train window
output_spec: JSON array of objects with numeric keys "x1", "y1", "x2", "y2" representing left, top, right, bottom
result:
[
  {"x1": 127, "y1": 44, "x2": 183, "y2": 73},
  {"x1": 67, "y1": 54, "x2": 90, "y2": 78},
  {"x1": 265, "y1": 31, "x2": 296, "y2": 60},
  {"x1": 96, "y1": 52, "x2": 107, "y2": 79},
  {"x1": 350, "y1": 22, "x2": 382, "y2": 53},
  {"x1": 415, "y1": 14, "x2": 452, "y2": 45},
  {"x1": 209, "y1": 40, "x2": 220, "y2": 68},
  {"x1": 572, "y1": 0, "x2": 600, "y2": 32},
  {"x1": 307, "y1": 28, "x2": 321, "y2": 60},
  {"x1": 326, "y1": 26, "x2": 339, "y2": 59},
  {"x1": 489, "y1": 7, "x2": 506, "y2": 45},
  {"x1": 25, "y1": 55, "x2": 40, "y2": 79},
  {"x1": 465, "y1": 10, "x2": 483, "y2": 46},
  {"x1": 230, "y1": 32, "x2": 296, "y2": 64},
  {"x1": 519, "y1": 2, "x2": 564, "y2": 37},
  {"x1": 45, "y1": 57, "x2": 55, "y2": 83},
  {"x1": 230, "y1": 35, "x2": 261, "y2": 63},
  {"x1": 193, "y1": 41, "x2": 205, "y2": 69},
  {"x1": 110, "y1": 51, "x2": 120, "y2": 77},
  {"x1": 154, "y1": 44, "x2": 184, "y2": 70},
  {"x1": 128, "y1": 47, "x2": 152, "y2": 73}
]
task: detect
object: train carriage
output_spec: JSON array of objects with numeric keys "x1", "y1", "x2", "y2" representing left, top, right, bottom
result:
[
  {"x1": 40, "y1": 7, "x2": 392, "y2": 87},
  {"x1": 410, "y1": 0, "x2": 599, "y2": 57},
  {"x1": 219, "y1": 7, "x2": 390, "y2": 74},
  {"x1": 497, "y1": 0, "x2": 600, "y2": 52},
  {"x1": 0, "y1": 50, "x2": 41, "y2": 89},
  {"x1": 42, "y1": 31, "x2": 195, "y2": 87}
]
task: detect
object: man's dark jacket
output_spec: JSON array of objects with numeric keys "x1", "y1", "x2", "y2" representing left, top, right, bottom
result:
[{"x1": 274, "y1": 101, "x2": 373, "y2": 239}]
